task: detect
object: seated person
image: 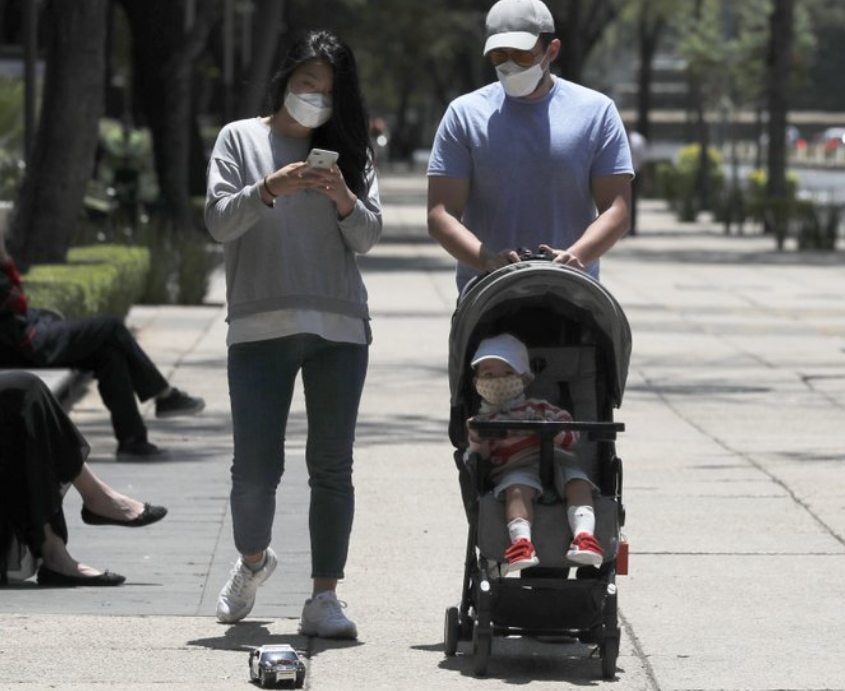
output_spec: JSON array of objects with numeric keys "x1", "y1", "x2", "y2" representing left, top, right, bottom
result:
[
  {"x1": 0, "y1": 240, "x2": 204, "y2": 458},
  {"x1": 466, "y1": 333, "x2": 604, "y2": 574},
  {"x1": 0, "y1": 371, "x2": 167, "y2": 587}
]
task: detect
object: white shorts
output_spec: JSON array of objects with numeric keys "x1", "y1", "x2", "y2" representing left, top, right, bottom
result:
[
  {"x1": 492, "y1": 456, "x2": 597, "y2": 499},
  {"x1": 493, "y1": 466, "x2": 543, "y2": 498}
]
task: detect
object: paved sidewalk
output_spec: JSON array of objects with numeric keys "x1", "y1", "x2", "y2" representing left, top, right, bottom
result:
[{"x1": 1, "y1": 172, "x2": 844, "y2": 690}]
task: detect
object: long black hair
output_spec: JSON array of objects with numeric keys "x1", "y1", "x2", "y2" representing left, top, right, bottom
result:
[{"x1": 267, "y1": 30, "x2": 373, "y2": 197}]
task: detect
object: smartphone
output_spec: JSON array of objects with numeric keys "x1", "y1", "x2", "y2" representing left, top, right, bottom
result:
[{"x1": 306, "y1": 148, "x2": 339, "y2": 170}]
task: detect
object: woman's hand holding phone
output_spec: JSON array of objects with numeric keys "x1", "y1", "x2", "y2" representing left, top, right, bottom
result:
[
  {"x1": 263, "y1": 149, "x2": 356, "y2": 217},
  {"x1": 303, "y1": 149, "x2": 357, "y2": 218},
  {"x1": 261, "y1": 161, "x2": 313, "y2": 203}
]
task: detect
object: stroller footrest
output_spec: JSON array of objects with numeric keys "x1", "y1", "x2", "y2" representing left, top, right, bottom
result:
[
  {"x1": 478, "y1": 494, "x2": 620, "y2": 567},
  {"x1": 490, "y1": 578, "x2": 606, "y2": 631}
]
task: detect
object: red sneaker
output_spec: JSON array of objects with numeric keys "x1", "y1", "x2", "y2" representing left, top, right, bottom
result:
[
  {"x1": 504, "y1": 538, "x2": 540, "y2": 574},
  {"x1": 566, "y1": 533, "x2": 604, "y2": 567}
]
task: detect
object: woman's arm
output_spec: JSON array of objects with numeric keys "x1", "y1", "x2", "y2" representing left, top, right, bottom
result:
[
  {"x1": 204, "y1": 157, "x2": 268, "y2": 244},
  {"x1": 337, "y1": 165, "x2": 383, "y2": 254},
  {"x1": 0, "y1": 260, "x2": 28, "y2": 316}
]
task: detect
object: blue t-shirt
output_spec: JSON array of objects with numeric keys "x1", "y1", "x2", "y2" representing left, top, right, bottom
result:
[{"x1": 428, "y1": 77, "x2": 633, "y2": 290}]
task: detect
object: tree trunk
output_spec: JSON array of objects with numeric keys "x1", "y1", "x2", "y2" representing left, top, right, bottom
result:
[
  {"x1": 553, "y1": 0, "x2": 618, "y2": 84},
  {"x1": 690, "y1": 0, "x2": 709, "y2": 215},
  {"x1": 765, "y1": 0, "x2": 794, "y2": 201},
  {"x1": 8, "y1": 0, "x2": 108, "y2": 268},
  {"x1": 636, "y1": 8, "x2": 665, "y2": 140},
  {"x1": 693, "y1": 78, "x2": 710, "y2": 213},
  {"x1": 765, "y1": 0, "x2": 794, "y2": 249},
  {"x1": 118, "y1": 0, "x2": 219, "y2": 232},
  {"x1": 236, "y1": 0, "x2": 286, "y2": 118}
]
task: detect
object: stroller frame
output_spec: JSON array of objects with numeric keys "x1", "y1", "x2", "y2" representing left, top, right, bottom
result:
[{"x1": 443, "y1": 259, "x2": 630, "y2": 679}]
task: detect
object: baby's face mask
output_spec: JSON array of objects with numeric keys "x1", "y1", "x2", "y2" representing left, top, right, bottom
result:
[{"x1": 475, "y1": 373, "x2": 525, "y2": 406}]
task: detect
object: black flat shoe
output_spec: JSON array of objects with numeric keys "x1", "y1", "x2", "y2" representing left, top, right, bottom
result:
[
  {"x1": 37, "y1": 565, "x2": 125, "y2": 587},
  {"x1": 81, "y1": 503, "x2": 168, "y2": 528},
  {"x1": 116, "y1": 438, "x2": 164, "y2": 459}
]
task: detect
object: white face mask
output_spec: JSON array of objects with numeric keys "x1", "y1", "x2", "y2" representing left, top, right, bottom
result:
[
  {"x1": 475, "y1": 374, "x2": 525, "y2": 407},
  {"x1": 284, "y1": 89, "x2": 333, "y2": 128},
  {"x1": 495, "y1": 57, "x2": 546, "y2": 98}
]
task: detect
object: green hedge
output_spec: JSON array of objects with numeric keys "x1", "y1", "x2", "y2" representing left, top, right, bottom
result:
[
  {"x1": 655, "y1": 144, "x2": 725, "y2": 221},
  {"x1": 23, "y1": 244, "x2": 150, "y2": 319}
]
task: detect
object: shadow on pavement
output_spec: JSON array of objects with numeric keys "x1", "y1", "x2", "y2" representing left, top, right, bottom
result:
[
  {"x1": 187, "y1": 621, "x2": 304, "y2": 651},
  {"x1": 414, "y1": 638, "x2": 609, "y2": 686},
  {"x1": 188, "y1": 623, "x2": 364, "y2": 657},
  {"x1": 616, "y1": 244, "x2": 843, "y2": 266}
]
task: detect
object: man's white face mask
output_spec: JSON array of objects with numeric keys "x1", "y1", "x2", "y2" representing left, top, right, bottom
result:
[
  {"x1": 495, "y1": 53, "x2": 547, "y2": 98},
  {"x1": 284, "y1": 88, "x2": 333, "y2": 128}
]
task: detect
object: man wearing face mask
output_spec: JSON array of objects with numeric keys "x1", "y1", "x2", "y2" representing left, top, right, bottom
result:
[{"x1": 427, "y1": 0, "x2": 634, "y2": 293}]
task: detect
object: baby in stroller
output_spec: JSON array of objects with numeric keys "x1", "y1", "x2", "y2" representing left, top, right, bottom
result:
[
  {"x1": 444, "y1": 259, "x2": 628, "y2": 678},
  {"x1": 467, "y1": 333, "x2": 604, "y2": 574}
]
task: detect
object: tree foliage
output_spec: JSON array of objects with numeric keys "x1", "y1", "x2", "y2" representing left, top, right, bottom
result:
[
  {"x1": 1, "y1": 0, "x2": 839, "y2": 265},
  {"x1": 551, "y1": 0, "x2": 623, "y2": 83}
]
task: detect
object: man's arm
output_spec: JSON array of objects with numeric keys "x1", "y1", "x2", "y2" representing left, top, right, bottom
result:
[
  {"x1": 539, "y1": 173, "x2": 631, "y2": 269},
  {"x1": 427, "y1": 176, "x2": 519, "y2": 272}
]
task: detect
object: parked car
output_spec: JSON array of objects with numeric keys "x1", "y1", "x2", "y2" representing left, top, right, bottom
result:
[
  {"x1": 818, "y1": 127, "x2": 845, "y2": 154},
  {"x1": 248, "y1": 644, "x2": 306, "y2": 689}
]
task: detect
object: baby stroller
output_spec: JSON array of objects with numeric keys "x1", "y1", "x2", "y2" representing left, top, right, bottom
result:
[{"x1": 443, "y1": 255, "x2": 630, "y2": 679}]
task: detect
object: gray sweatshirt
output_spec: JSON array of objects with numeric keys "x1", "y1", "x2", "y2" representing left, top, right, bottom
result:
[{"x1": 204, "y1": 118, "x2": 382, "y2": 327}]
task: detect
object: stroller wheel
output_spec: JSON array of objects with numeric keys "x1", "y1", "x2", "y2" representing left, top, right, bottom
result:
[
  {"x1": 471, "y1": 622, "x2": 492, "y2": 676},
  {"x1": 600, "y1": 632, "x2": 620, "y2": 680},
  {"x1": 444, "y1": 607, "x2": 460, "y2": 656}
]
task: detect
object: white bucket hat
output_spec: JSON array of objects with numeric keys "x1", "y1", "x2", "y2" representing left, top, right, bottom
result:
[{"x1": 471, "y1": 333, "x2": 534, "y2": 381}]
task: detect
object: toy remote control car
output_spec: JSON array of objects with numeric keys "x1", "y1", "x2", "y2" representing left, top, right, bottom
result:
[{"x1": 248, "y1": 644, "x2": 306, "y2": 689}]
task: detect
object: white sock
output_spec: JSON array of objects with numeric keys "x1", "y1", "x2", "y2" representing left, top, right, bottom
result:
[
  {"x1": 567, "y1": 505, "x2": 595, "y2": 537},
  {"x1": 244, "y1": 552, "x2": 267, "y2": 572},
  {"x1": 507, "y1": 517, "x2": 532, "y2": 543}
]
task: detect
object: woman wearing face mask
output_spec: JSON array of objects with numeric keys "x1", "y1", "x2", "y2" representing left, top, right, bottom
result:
[{"x1": 205, "y1": 30, "x2": 381, "y2": 638}]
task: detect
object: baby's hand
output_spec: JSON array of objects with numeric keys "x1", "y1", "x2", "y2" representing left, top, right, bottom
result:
[
  {"x1": 469, "y1": 439, "x2": 491, "y2": 458},
  {"x1": 467, "y1": 422, "x2": 490, "y2": 457}
]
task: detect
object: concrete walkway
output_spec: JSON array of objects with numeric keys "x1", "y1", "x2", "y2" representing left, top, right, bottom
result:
[{"x1": 1, "y1": 172, "x2": 844, "y2": 690}]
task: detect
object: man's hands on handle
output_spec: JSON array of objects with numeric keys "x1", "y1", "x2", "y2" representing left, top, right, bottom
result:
[{"x1": 427, "y1": 173, "x2": 631, "y2": 274}]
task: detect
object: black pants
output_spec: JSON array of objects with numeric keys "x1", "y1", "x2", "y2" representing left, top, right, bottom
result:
[
  {"x1": 30, "y1": 314, "x2": 168, "y2": 443},
  {"x1": 0, "y1": 371, "x2": 88, "y2": 568}
]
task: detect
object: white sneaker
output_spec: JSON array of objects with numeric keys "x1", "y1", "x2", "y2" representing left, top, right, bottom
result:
[
  {"x1": 299, "y1": 591, "x2": 358, "y2": 639},
  {"x1": 216, "y1": 548, "x2": 277, "y2": 623}
]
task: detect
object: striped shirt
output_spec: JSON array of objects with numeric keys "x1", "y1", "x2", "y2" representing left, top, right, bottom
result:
[{"x1": 470, "y1": 396, "x2": 578, "y2": 470}]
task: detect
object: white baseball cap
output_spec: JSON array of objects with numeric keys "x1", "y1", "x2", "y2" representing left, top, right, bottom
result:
[
  {"x1": 471, "y1": 333, "x2": 534, "y2": 381},
  {"x1": 483, "y1": 0, "x2": 555, "y2": 55}
]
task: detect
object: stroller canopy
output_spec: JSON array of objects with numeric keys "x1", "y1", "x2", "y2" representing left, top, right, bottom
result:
[{"x1": 449, "y1": 261, "x2": 632, "y2": 408}]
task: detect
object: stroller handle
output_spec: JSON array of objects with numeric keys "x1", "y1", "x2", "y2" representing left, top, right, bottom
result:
[
  {"x1": 468, "y1": 418, "x2": 624, "y2": 441},
  {"x1": 515, "y1": 247, "x2": 554, "y2": 261}
]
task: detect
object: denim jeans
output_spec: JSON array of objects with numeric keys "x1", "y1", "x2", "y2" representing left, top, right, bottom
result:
[{"x1": 227, "y1": 334, "x2": 368, "y2": 579}]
